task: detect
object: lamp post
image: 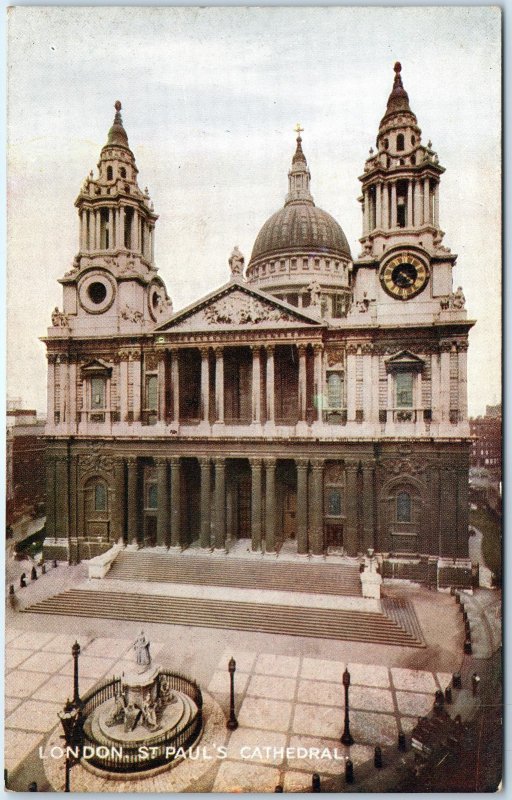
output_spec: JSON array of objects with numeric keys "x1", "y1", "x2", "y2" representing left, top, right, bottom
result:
[
  {"x1": 367, "y1": 547, "x2": 375, "y2": 571},
  {"x1": 227, "y1": 657, "x2": 238, "y2": 730},
  {"x1": 341, "y1": 667, "x2": 354, "y2": 746},
  {"x1": 71, "y1": 641, "x2": 82, "y2": 709},
  {"x1": 58, "y1": 699, "x2": 84, "y2": 792}
]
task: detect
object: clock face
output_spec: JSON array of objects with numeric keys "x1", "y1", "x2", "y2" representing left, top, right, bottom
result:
[{"x1": 380, "y1": 255, "x2": 429, "y2": 300}]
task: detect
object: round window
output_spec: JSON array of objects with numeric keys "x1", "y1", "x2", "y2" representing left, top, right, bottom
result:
[{"x1": 88, "y1": 282, "x2": 107, "y2": 304}]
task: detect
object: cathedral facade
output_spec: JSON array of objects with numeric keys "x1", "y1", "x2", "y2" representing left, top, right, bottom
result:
[{"x1": 43, "y1": 65, "x2": 474, "y2": 582}]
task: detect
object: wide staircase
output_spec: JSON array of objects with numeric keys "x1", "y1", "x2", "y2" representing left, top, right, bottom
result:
[
  {"x1": 106, "y1": 550, "x2": 363, "y2": 596},
  {"x1": 24, "y1": 588, "x2": 425, "y2": 648}
]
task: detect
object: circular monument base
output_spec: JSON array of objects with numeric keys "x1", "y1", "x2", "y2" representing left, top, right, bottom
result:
[{"x1": 94, "y1": 691, "x2": 191, "y2": 745}]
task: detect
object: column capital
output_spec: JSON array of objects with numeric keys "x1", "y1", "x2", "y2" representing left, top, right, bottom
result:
[
  {"x1": 251, "y1": 344, "x2": 262, "y2": 354},
  {"x1": 346, "y1": 343, "x2": 358, "y2": 356},
  {"x1": 297, "y1": 343, "x2": 307, "y2": 356},
  {"x1": 155, "y1": 456, "x2": 168, "y2": 468},
  {"x1": 213, "y1": 456, "x2": 226, "y2": 467},
  {"x1": 214, "y1": 346, "x2": 224, "y2": 358},
  {"x1": 296, "y1": 458, "x2": 309, "y2": 471},
  {"x1": 249, "y1": 457, "x2": 263, "y2": 468},
  {"x1": 345, "y1": 460, "x2": 360, "y2": 473},
  {"x1": 199, "y1": 456, "x2": 211, "y2": 468},
  {"x1": 126, "y1": 456, "x2": 138, "y2": 467},
  {"x1": 310, "y1": 458, "x2": 324, "y2": 472},
  {"x1": 313, "y1": 343, "x2": 324, "y2": 354},
  {"x1": 169, "y1": 456, "x2": 181, "y2": 468},
  {"x1": 263, "y1": 456, "x2": 276, "y2": 468},
  {"x1": 199, "y1": 347, "x2": 210, "y2": 358},
  {"x1": 265, "y1": 344, "x2": 275, "y2": 354}
]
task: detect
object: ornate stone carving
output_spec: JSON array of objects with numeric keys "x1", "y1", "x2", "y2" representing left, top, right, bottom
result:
[
  {"x1": 440, "y1": 286, "x2": 465, "y2": 311},
  {"x1": 346, "y1": 343, "x2": 358, "y2": 356},
  {"x1": 79, "y1": 445, "x2": 115, "y2": 475},
  {"x1": 229, "y1": 246, "x2": 245, "y2": 279},
  {"x1": 326, "y1": 348, "x2": 344, "y2": 367},
  {"x1": 306, "y1": 281, "x2": 322, "y2": 309},
  {"x1": 203, "y1": 295, "x2": 295, "y2": 326},
  {"x1": 144, "y1": 352, "x2": 160, "y2": 371},
  {"x1": 384, "y1": 457, "x2": 427, "y2": 477},
  {"x1": 356, "y1": 293, "x2": 370, "y2": 312},
  {"x1": 51, "y1": 307, "x2": 70, "y2": 327},
  {"x1": 361, "y1": 343, "x2": 373, "y2": 355},
  {"x1": 121, "y1": 305, "x2": 144, "y2": 324},
  {"x1": 325, "y1": 463, "x2": 344, "y2": 483}
]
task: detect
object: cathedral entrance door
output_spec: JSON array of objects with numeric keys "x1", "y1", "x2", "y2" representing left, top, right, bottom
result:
[
  {"x1": 236, "y1": 476, "x2": 251, "y2": 539},
  {"x1": 283, "y1": 487, "x2": 297, "y2": 540},
  {"x1": 144, "y1": 515, "x2": 157, "y2": 547}
]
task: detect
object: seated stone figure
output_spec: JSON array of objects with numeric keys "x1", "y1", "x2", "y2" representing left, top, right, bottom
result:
[
  {"x1": 105, "y1": 690, "x2": 127, "y2": 728},
  {"x1": 158, "y1": 675, "x2": 177, "y2": 708},
  {"x1": 142, "y1": 699, "x2": 158, "y2": 731},
  {"x1": 124, "y1": 703, "x2": 140, "y2": 733}
]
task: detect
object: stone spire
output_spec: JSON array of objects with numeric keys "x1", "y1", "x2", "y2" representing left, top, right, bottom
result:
[
  {"x1": 285, "y1": 126, "x2": 314, "y2": 206},
  {"x1": 106, "y1": 101, "x2": 129, "y2": 148},
  {"x1": 380, "y1": 62, "x2": 417, "y2": 127}
]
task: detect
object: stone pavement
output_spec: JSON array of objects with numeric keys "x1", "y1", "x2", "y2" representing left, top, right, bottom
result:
[{"x1": 6, "y1": 631, "x2": 453, "y2": 792}]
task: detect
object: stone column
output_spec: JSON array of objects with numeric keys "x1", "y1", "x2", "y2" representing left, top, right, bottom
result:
[
  {"x1": 298, "y1": 345, "x2": 307, "y2": 421},
  {"x1": 95, "y1": 209, "x2": 101, "y2": 250},
  {"x1": 68, "y1": 357, "x2": 77, "y2": 430},
  {"x1": 158, "y1": 353, "x2": 166, "y2": 422},
  {"x1": 251, "y1": 346, "x2": 262, "y2": 424},
  {"x1": 458, "y1": 342, "x2": 468, "y2": 422},
  {"x1": 456, "y1": 466, "x2": 470, "y2": 557},
  {"x1": 346, "y1": 346, "x2": 357, "y2": 422},
  {"x1": 126, "y1": 458, "x2": 138, "y2": 544},
  {"x1": 382, "y1": 183, "x2": 389, "y2": 229},
  {"x1": 58, "y1": 357, "x2": 67, "y2": 425},
  {"x1": 430, "y1": 352, "x2": 440, "y2": 423},
  {"x1": 414, "y1": 179, "x2": 423, "y2": 226},
  {"x1": 79, "y1": 211, "x2": 86, "y2": 251},
  {"x1": 423, "y1": 177, "x2": 430, "y2": 224},
  {"x1": 68, "y1": 454, "x2": 78, "y2": 542},
  {"x1": 250, "y1": 458, "x2": 263, "y2": 551},
  {"x1": 171, "y1": 350, "x2": 180, "y2": 425},
  {"x1": 108, "y1": 208, "x2": 113, "y2": 250},
  {"x1": 264, "y1": 458, "x2": 277, "y2": 553},
  {"x1": 363, "y1": 191, "x2": 370, "y2": 235},
  {"x1": 213, "y1": 458, "x2": 226, "y2": 550},
  {"x1": 309, "y1": 459, "x2": 324, "y2": 556},
  {"x1": 119, "y1": 207, "x2": 125, "y2": 248},
  {"x1": 296, "y1": 459, "x2": 309, "y2": 554},
  {"x1": 434, "y1": 183, "x2": 440, "y2": 227},
  {"x1": 390, "y1": 182, "x2": 397, "y2": 228},
  {"x1": 55, "y1": 455, "x2": 69, "y2": 539},
  {"x1": 150, "y1": 226, "x2": 155, "y2": 263},
  {"x1": 313, "y1": 344, "x2": 324, "y2": 422},
  {"x1": 200, "y1": 348, "x2": 210, "y2": 423},
  {"x1": 170, "y1": 457, "x2": 182, "y2": 547},
  {"x1": 440, "y1": 343, "x2": 451, "y2": 422},
  {"x1": 371, "y1": 350, "x2": 380, "y2": 423},
  {"x1": 133, "y1": 211, "x2": 140, "y2": 252},
  {"x1": 345, "y1": 462, "x2": 359, "y2": 556},
  {"x1": 407, "y1": 180, "x2": 413, "y2": 227},
  {"x1": 45, "y1": 455, "x2": 56, "y2": 539},
  {"x1": 375, "y1": 182, "x2": 382, "y2": 228},
  {"x1": 156, "y1": 458, "x2": 168, "y2": 546},
  {"x1": 132, "y1": 354, "x2": 142, "y2": 422},
  {"x1": 120, "y1": 354, "x2": 129, "y2": 423},
  {"x1": 362, "y1": 345, "x2": 373, "y2": 423},
  {"x1": 362, "y1": 463, "x2": 374, "y2": 551},
  {"x1": 215, "y1": 348, "x2": 224, "y2": 423},
  {"x1": 265, "y1": 345, "x2": 275, "y2": 424},
  {"x1": 47, "y1": 356, "x2": 56, "y2": 428},
  {"x1": 199, "y1": 458, "x2": 211, "y2": 549},
  {"x1": 112, "y1": 458, "x2": 126, "y2": 543}
]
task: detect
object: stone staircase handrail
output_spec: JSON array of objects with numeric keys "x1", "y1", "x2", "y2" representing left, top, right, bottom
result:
[{"x1": 87, "y1": 543, "x2": 123, "y2": 579}]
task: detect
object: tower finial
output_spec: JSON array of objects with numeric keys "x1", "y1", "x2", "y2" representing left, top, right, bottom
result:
[
  {"x1": 115, "y1": 100, "x2": 122, "y2": 112},
  {"x1": 394, "y1": 61, "x2": 401, "y2": 74},
  {"x1": 107, "y1": 100, "x2": 129, "y2": 147}
]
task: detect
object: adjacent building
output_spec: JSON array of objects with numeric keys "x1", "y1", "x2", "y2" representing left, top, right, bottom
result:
[
  {"x1": 42, "y1": 64, "x2": 474, "y2": 581},
  {"x1": 6, "y1": 406, "x2": 46, "y2": 527}
]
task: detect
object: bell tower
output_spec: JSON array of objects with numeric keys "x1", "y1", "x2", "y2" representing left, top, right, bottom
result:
[
  {"x1": 352, "y1": 63, "x2": 465, "y2": 324},
  {"x1": 50, "y1": 102, "x2": 172, "y2": 338}
]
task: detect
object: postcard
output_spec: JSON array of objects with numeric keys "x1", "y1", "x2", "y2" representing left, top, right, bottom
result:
[{"x1": 5, "y1": 6, "x2": 501, "y2": 793}]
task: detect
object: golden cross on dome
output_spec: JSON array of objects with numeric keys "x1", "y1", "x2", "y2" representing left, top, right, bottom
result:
[{"x1": 294, "y1": 123, "x2": 304, "y2": 136}]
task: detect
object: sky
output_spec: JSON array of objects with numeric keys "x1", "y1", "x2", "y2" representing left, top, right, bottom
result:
[{"x1": 7, "y1": 6, "x2": 501, "y2": 416}]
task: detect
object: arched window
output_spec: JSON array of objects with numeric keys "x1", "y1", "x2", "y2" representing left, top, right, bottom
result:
[
  {"x1": 396, "y1": 491, "x2": 411, "y2": 522},
  {"x1": 94, "y1": 482, "x2": 107, "y2": 512},
  {"x1": 106, "y1": 166, "x2": 113, "y2": 181},
  {"x1": 383, "y1": 138, "x2": 389, "y2": 149},
  {"x1": 120, "y1": 167, "x2": 126, "y2": 178},
  {"x1": 147, "y1": 483, "x2": 158, "y2": 509},
  {"x1": 396, "y1": 133, "x2": 405, "y2": 151},
  {"x1": 327, "y1": 373, "x2": 343, "y2": 408}
]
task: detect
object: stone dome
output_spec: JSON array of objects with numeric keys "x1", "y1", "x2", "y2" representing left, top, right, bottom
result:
[{"x1": 250, "y1": 202, "x2": 351, "y2": 264}]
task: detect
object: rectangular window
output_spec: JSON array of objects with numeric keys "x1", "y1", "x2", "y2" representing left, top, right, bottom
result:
[
  {"x1": 146, "y1": 375, "x2": 158, "y2": 411},
  {"x1": 91, "y1": 377, "x2": 106, "y2": 409},
  {"x1": 332, "y1": 294, "x2": 345, "y2": 319},
  {"x1": 396, "y1": 372, "x2": 413, "y2": 407},
  {"x1": 146, "y1": 483, "x2": 158, "y2": 509}
]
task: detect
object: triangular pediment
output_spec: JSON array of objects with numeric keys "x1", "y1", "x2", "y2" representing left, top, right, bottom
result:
[
  {"x1": 385, "y1": 350, "x2": 425, "y2": 373},
  {"x1": 156, "y1": 280, "x2": 324, "y2": 332},
  {"x1": 81, "y1": 359, "x2": 112, "y2": 376}
]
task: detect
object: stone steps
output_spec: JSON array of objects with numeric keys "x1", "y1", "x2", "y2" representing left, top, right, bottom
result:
[
  {"x1": 107, "y1": 551, "x2": 362, "y2": 596},
  {"x1": 24, "y1": 589, "x2": 424, "y2": 648},
  {"x1": 381, "y1": 596, "x2": 425, "y2": 645}
]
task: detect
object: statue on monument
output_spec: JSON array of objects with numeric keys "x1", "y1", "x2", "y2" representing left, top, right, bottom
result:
[
  {"x1": 229, "y1": 246, "x2": 245, "y2": 279},
  {"x1": 133, "y1": 630, "x2": 151, "y2": 669}
]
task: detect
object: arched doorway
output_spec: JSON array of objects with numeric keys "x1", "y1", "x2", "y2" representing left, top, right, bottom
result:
[
  {"x1": 83, "y1": 476, "x2": 111, "y2": 541},
  {"x1": 277, "y1": 460, "x2": 297, "y2": 549}
]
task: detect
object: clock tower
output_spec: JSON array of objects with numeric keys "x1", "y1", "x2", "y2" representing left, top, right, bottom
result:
[{"x1": 352, "y1": 62, "x2": 464, "y2": 326}]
